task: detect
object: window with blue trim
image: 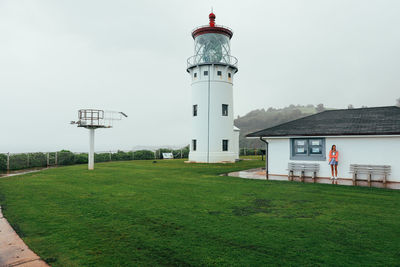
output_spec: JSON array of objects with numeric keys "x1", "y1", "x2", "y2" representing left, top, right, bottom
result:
[{"x1": 290, "y1": 138, "x2": 325, "y2": 161}]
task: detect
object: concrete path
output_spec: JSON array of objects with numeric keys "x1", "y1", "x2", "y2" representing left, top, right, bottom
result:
[
  {"x1": 227, "y1": 168, "x2": 267, "y2": 180},
  {"x1": 0, "y1": 169, "x2": 48, "y2": 179},
  {"x1": 0, "y1": 207, "x2": 49, "y2": 267}
]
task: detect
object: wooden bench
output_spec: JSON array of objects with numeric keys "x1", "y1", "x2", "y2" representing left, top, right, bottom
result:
[
  {"x1": 349, "y1": 164, "x2": 391, "y2": 188},
  {"x1": 288, "y1": 163, "x2": 320, "y2": 183}
]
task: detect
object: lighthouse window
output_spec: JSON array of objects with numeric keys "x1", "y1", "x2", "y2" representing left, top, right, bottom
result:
[
  {"x1": 228, "y1": 73, "x2": 232, "y2": 78},
  {"x1": 217, "y1": 71, "x2": 222, "y2": 76},
  {"x1": 193, "y1": 105, "x2": 198, "y2": 116},
  {"x1": 194, "y1": 73, "x2": 197, "y2": 78},
  {"x1": 222, "y1": 104, "x2": 228, "y2": 116},
  {"x1": 222, "y1": 140, "x2": 229, "y2": 151},
  {"x1": 204, "y1": 71, "x2": 208, "y2": 76},
  {"x1": 192, "y1": 139, "x2": 197, "y2": 151}
]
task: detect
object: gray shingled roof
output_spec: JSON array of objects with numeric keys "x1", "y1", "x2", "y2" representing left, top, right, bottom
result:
[{"x1": 247, "y1": 106, "x2": 400, "y2": 137}]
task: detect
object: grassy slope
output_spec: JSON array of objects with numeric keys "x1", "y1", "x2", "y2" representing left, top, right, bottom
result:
[{"x1": 0, "y1": 160, "x2": 399, "y2": 266}]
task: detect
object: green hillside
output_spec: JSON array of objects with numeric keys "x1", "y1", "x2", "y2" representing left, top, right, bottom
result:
[{"x1": 235, "y1": 104, "x2": 325, "y2": 149}]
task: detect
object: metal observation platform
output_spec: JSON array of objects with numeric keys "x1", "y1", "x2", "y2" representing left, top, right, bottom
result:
[
  {"x1": 71, "y1": 109, "x2": 127, "y2": 170},
  {"x1": 73, "y1": 109, "x2": 127, "y2": 129},
  {"x1": 186, "y1": 13, "x2": 238, "y2": 72}
]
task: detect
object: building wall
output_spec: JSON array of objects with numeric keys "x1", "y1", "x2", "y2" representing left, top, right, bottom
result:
[
  {"x1": 233, "y1": 128, "x2": 240, "y2": 160},
  {"x1": 266, "y1": 136, "x2": 400, "y2": 183},
  {"x1": 188, "y1": 64, "x2": 237, "y2": 162}
]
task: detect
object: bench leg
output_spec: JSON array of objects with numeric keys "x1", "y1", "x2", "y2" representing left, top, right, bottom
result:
[
  {"x1": 301, "y1": 170, "x2": 305, "y2": 182},
  {"x1": 383, "y1": 174, "x2": 387, "y2": 188},
  {"x1": 288, "y1": 170, "x2": 292, "y2": 181},
  {"x1": 352, "y1": 173, "x2": 357, "y2": 186},
  {"x1": 312, "y1": 172, "x2": 316, "y2": 183}
]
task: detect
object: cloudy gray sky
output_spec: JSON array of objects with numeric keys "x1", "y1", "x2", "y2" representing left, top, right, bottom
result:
[{"x1": 1, "y1": 0, "x2": 399, "y2": 153}]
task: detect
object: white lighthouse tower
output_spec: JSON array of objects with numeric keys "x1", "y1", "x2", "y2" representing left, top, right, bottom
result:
[{"x1": 187, "y1": 12, "x2": 240, "y2": 163}]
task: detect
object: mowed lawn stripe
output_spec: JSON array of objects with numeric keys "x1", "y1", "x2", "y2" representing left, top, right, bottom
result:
[{"x1": 0, "y1": 159, "x2": 399, "y2": 266}]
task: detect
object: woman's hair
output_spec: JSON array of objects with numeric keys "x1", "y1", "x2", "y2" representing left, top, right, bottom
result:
[{"x1": 331, "y1": 145, "x2": 336, "y2": 150}]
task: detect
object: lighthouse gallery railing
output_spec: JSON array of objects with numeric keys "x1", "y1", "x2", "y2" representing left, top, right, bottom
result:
[{"x1": 187, "y1": 54, "x2": 238, "y2": 69}]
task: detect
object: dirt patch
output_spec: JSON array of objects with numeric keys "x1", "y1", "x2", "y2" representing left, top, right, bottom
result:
[
  {"x1": 232, "y1": 199, "x2": 273, "y2": 216},
  {"x1": 232, "y1": 199, "x2": 322, "y2": 219}
]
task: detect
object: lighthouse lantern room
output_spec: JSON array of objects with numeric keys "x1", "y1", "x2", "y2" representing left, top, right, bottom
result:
[{"x1": 187, "y1": 12, "x2": 240, "y2": 163}]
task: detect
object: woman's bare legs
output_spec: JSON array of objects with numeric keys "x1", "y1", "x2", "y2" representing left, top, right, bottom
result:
[
  {"x1": 330, "y1": 165, "x2": 334, "y2": 184},
  {"x1": 334, "y1": 165, "x2": 338, "y2": 184}
]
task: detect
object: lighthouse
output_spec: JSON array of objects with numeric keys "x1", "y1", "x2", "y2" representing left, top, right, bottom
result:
[{"x1": 187, "y1": 12, "x2": 240, "y2": 163}]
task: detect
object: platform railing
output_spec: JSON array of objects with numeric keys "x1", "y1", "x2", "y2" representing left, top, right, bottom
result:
[{"x1": 187, "y1": 54, "x2": 238, "y2": 69}]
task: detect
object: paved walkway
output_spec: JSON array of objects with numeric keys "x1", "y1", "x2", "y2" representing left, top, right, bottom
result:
[
  {"x1": 0, "y1": 207, "x2": 49, "y2": 267},
  {"x1": 0, "y1": 169, "x2": 48, "y2": 179},
  {"x1": 227, "y1": 168, "x2": 267, "y2": 180}
]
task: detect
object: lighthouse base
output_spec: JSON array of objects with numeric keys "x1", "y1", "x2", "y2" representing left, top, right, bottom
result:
[{"x1": 188, "y1": 151, "x2": 237, "y2": 163}]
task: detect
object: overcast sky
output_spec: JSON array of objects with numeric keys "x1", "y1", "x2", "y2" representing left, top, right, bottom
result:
[{"x1": 1, "y1": 0, "x2": 399, "y2": 153}]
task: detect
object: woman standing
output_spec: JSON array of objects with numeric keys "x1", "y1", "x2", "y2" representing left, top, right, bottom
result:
[{"x1": 329, "y1": 145, "x2": 339, "y2": 184}]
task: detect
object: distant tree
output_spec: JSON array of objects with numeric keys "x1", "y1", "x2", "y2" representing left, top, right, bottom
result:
[
  {"x1": 396, "y1": 98, "x2": 400, "y2": 107},
  {"x1": 316, "y1": 104, "x2": 325, "y2": 112},
  {"x1": 361, "y1": 105, "x2": 368, "y2": 108},
  {"x1": 348, "y1": 104, "x2": 354, "y2": 109}
]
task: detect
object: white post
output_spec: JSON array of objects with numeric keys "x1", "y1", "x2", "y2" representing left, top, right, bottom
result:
[{"x1": 88, "y1": 128, "x2": 95, "y2": 170}]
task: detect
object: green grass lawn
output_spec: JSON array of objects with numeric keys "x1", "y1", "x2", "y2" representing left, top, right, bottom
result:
[
  {"x1": 0, "y1": 160, "x2": 399, "y2": 266},
  {"x1": 240, "y1": 155, "x2": 263, "y2": 160}
]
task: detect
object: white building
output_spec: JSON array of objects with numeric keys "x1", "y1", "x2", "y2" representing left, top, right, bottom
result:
[
  {"x1": 187, "y1": 12, "x2": 239, "y2": 163},
  {"x1": 247, "y1": 106, "x2": 400, "y2": 189}
]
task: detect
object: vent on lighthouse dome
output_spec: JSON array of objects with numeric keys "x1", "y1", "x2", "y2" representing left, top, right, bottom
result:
[{"x1": 209, "y1": 11, "x2": 216, "y2": 27}]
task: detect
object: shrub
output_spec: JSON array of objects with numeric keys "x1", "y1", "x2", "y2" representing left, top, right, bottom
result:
[
  {"x1": 0, "y1": 154, "x2": 7, "y2": 172},
  {"x1": 74, "y1": 153, "x2": 88, "y2": 164},
  {"x1": 133, "y1": 150, "x2": 155, "y2": 160},
  {"x1": 95, "y1": 153, "x2": 111, "y2": 163},
  {"x1": 111, "y1": 150, "x2": 131, "y2": 161},
  {"x1": 9, "y1": 154, "x2": 29, "y2": 170},
  {"x1": 57, "y1": 151, "x2": 76, "y2": 166},
  {"x1": 27, "y1": 153, "x2": 47, "y2": 168}
]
